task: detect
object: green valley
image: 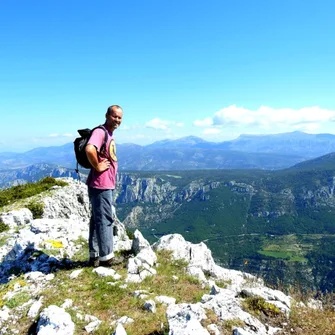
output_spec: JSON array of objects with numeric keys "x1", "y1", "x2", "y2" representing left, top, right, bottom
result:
[{"x1": 115, "y1": 153, "x2": 335, "y2": 293}]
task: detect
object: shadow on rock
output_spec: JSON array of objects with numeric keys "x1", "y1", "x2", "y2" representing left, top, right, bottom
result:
[{"x1": 0, "y1": 242, "x2": 90, "y2": 284}]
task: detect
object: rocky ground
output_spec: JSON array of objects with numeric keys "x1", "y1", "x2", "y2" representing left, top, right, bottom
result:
[{"x1": 0, "y1": 178, "x2": 331, "y2": 335}]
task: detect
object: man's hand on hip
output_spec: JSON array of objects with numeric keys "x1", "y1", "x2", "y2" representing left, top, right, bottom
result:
[{"x1": 96, "y1": 159, "x2": 110, "y2": 172}]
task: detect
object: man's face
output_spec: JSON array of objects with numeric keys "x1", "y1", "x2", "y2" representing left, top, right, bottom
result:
[{"x1": 106, "y1": 108, "x2": 123, "y2": 131}]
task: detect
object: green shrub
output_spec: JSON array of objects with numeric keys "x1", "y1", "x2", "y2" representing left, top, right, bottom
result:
[
  {"x1": 27, "y1": 201, "x2": 44, "y2": 219},
  {"x1": 0, "y1": 177, "x2": 68, "y2": 209},
  {"x1": 223, "y1": 318, "x2": 245, "y2": 330},
  {"x1": 126, "y1": 229, "x2": 135, "y2": 240},
  {"x1": 0, "y1": 220, "x2": 9, "y2": 233},
  {"x1": 243, "y1": 296, "x2": 281, "y2": 316}
]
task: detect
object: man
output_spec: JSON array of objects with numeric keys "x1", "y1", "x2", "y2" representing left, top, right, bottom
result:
[{"x1": 85, "y1": 105, "x2": 123, "y2": 267}]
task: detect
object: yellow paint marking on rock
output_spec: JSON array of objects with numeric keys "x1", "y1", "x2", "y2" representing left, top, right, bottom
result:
[{"x1": 45, "y1": 240, "x2": 64, "y2": 248}]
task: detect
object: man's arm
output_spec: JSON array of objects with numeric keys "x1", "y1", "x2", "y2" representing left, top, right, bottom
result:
[{"x1": 85, "y1": 144, "x2": 110, "y2": 172}]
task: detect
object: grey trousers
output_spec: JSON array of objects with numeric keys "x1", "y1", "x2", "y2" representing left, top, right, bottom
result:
[{"x1": 88, "y1": 187, "x2": 114, "y2": 261}]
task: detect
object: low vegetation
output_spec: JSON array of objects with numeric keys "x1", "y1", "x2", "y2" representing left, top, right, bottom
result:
[
  {"x1": 0, "y1": 221, "x2": 9, "y2": 233},
  {"x1": 1, "y1": 227, "x2": 335, "y2": 334},
  {"x1": 3, "y1": 245, "x2": 334, "y2": 335},
  {"x1": 242, "y1": 296, "x2": 281, "y2": 317},
  {"x1": 27, "y1": 200, "x2": 44, "y2": 219},
  {"x1": 5, "y1": 249, "x2": 211, "y2": 335},
  {"x1": 279, "y1": 304, "x2": 335, "y2": 335},
  {"x1": 0, "y1": 177, "x2": 68, "y2": 209}
]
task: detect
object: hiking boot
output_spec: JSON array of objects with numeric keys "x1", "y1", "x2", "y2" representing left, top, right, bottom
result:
[
  {"x1": 99, "y1": 255, "x2": 125, "y2": 267},
  {"x1": 89, "y1": 257, "x2": 100, "y2": 268}
]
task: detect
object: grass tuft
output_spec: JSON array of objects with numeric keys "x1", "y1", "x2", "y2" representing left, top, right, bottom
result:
[
  {"x1": 279, "y1": 303, "x2": 335, "y2": 335},
  {"x1": 5, "y1": 291, "x2": 31, "y2": 309},
  {"x1": 242, "y1": 296, "x2": 281, "y2": 317},
  {"x1": 27, "y1": 201, "x2": 44, "y2": 219},
  {"x1": 0, "y1": 220, "x2": 9, "y2": 233}
]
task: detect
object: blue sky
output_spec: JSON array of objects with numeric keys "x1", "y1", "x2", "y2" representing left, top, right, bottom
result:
[{"x1": 1, "y1": 0, "x2": 335, "y2": 152}]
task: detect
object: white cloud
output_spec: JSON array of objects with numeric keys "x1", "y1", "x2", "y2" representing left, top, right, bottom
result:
[
  {"x1": 194, "y1": 105, "x2": 335, "y2": 133},
  {"x1": 213, "y1": 105, "x2": 257, "y2": 126},
  {"x1": 193, "y1": 117, "x2": 213, "y2": 127},
  {"x1": 145, "y1": 118, "x2": 184, "y2": 130},
  {"x1": 120, "y1": 124, "x2": 141, "y2": 131},
  {"x1": 203, "y1": 128, "x2": 222, "y2": 135},
  {"x1": 292, "y1": 122, "x2": 320, "y2": 132},
  {"x1": 48, "y1": 133, "x2": 73, "y2": 138},
  {"x1": 146, "y1": 118, "x2": 169, "y2": 130}
]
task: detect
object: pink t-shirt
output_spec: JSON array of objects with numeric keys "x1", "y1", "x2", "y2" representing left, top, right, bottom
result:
[{"x1": 86, "y1": 126, "x2": 118, "y2": 190}]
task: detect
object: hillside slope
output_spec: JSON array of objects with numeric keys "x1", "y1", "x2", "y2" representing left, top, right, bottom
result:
[{"x1": 1, "y1": 178, "x2": 333, "y2": 334}]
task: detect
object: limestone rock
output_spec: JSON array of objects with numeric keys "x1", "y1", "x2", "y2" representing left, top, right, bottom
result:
[
  {"x1": 166, "y1": 303, "x2": 209, "y2": 335},
  {"x1": 36, "y1": 305, "x2": 75, "y2": 335},
  {"x1": 113, "y1": 323, "x2": 127, "y2": 335},
  {"x1": 155, "y1": 295, "x2": 176, "y2": 306},
  {"x1": 27, "y1": 297, "x2": 43, "y2": 318},
  {"x1": 144, "y1": 300, "x2": 156, "y2": 313},
  {"x1": 0, "y1": 208, "x2": 33, "y2": 230}
]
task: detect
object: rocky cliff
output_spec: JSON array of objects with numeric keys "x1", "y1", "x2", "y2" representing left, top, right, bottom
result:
[
  {"x1": 115, "y1": 173, "x2": 221, "y2": 227},
  {"x1": 114, "y1": 171, "x2": 335, "y2": 293},
  {"x1": 115, "y1": 172, "x2": 335, "y2": 222}
]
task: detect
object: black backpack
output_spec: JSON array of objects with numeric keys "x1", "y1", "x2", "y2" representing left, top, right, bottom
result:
[{"x1": 74, "y1": 125, "x2": 108, "y2": 172}]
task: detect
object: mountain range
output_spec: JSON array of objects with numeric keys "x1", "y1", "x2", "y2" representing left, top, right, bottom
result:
[
  {"x1": 2, "y1": 131, "x2": 335, "y2": 171},
  {"x1": 0, "y1": 163, "x2": 83, "y2": 189}
]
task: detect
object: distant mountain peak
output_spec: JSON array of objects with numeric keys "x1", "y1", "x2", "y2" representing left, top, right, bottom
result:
[
  {"x1": 146, "y1": 136, "x2": 208, "y2": 149},
  {"x1": 172, "y1": 136, "x2": 208, "y2": 144},
  {"x1": 236, "y1": 131, "x2": 308, "y2": 140}
]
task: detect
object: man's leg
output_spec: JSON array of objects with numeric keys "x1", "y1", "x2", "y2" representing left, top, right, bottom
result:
[
  {"x1": 88, "y1": 216, "x2": 99, "y2": 258},
  {"x1": 89, "y1": 188, "x2": 114, "y2": 261},
  {"x1": 88, "y1": 187, "x2": 100, "y2": 266}
]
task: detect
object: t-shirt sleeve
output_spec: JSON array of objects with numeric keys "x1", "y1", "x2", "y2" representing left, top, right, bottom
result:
[{"x1": 88, "y1": 128, "x2": 105, "y2": 152}]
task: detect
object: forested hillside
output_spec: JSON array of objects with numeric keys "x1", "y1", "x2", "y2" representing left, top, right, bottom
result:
[{"x1": 114, "y1": 154, "x2": 335, "y2": 292}]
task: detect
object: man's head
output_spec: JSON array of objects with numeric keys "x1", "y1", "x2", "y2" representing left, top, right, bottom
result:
[{"x1": 105, "y1": 105, "x2": 123, "y2": 132}]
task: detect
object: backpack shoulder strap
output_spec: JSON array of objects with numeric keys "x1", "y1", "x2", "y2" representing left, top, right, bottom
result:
[{"x1": 91, "y1": 125, "x2": 109, "y2": 153}]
